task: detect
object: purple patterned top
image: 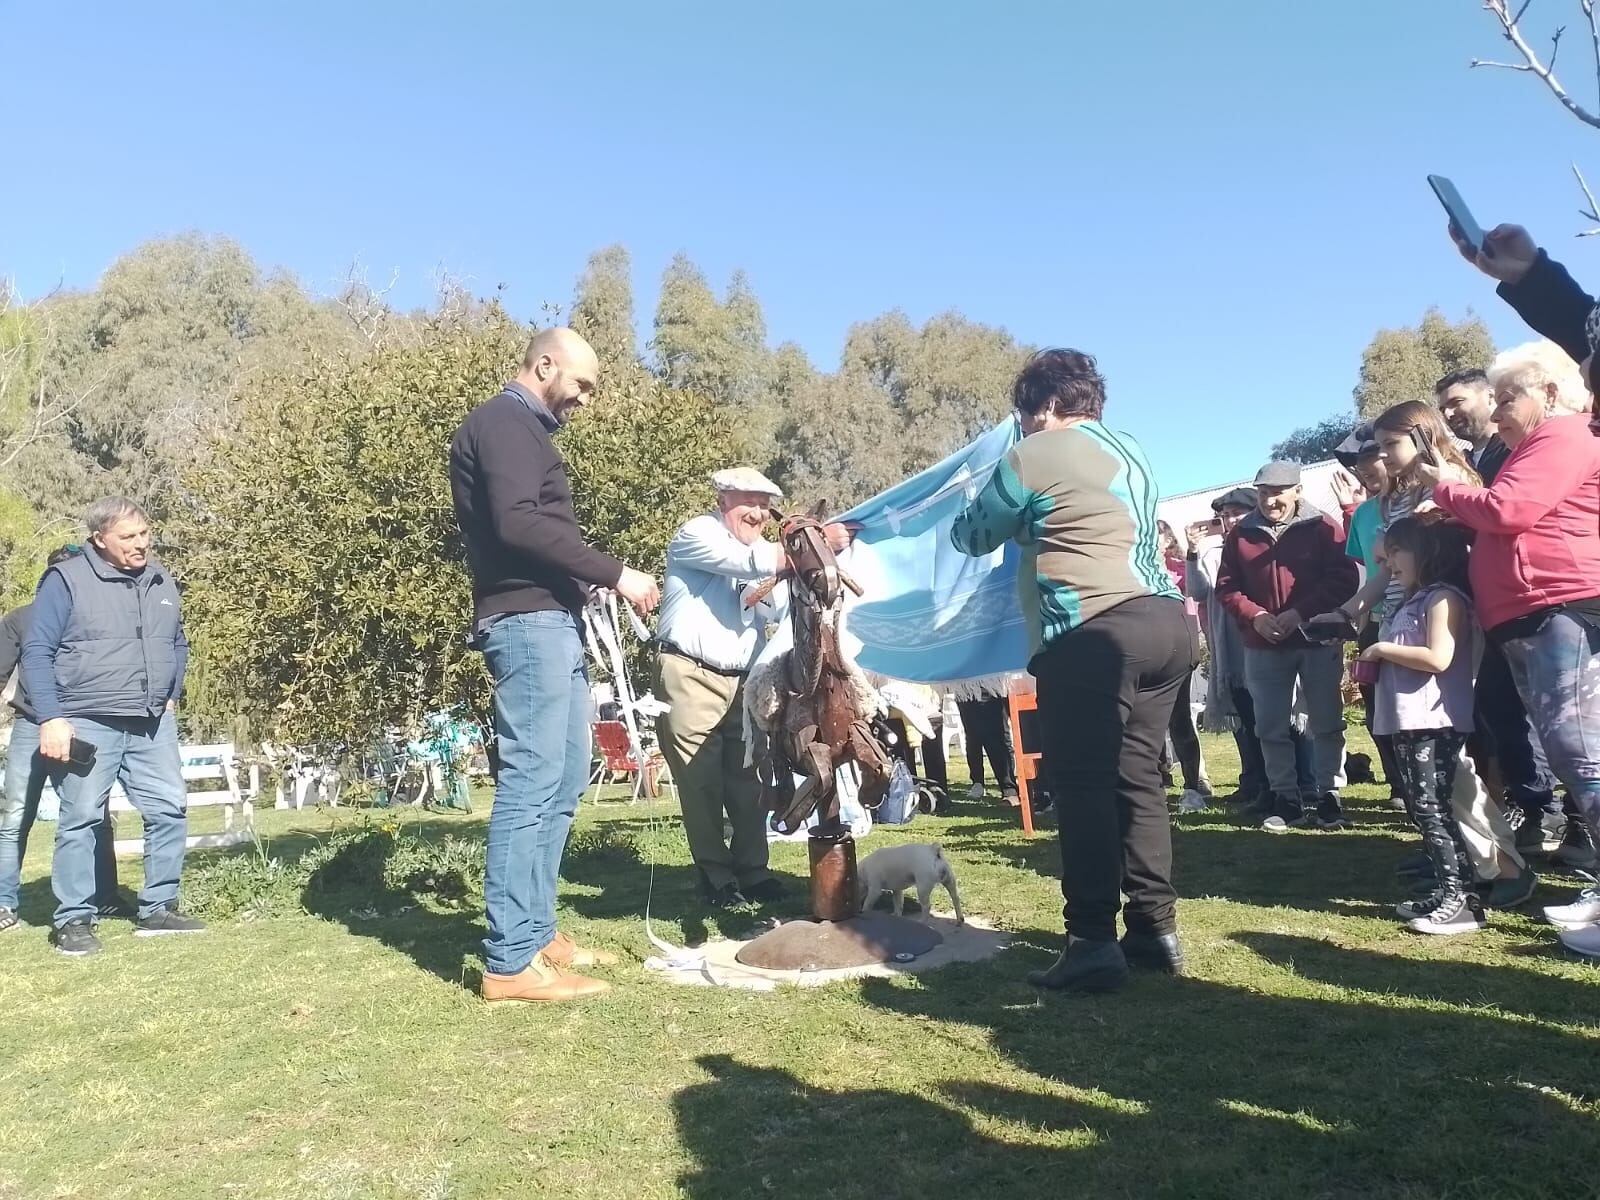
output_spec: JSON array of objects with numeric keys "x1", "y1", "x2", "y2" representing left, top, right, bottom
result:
[{"x1": 1373, "y1": 584, "x2": 1475, "y2": 736}]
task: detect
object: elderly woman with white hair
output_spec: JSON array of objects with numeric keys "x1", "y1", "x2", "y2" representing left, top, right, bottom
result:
[{"x1": 1415, "y1": 340, "x2": 1600, "y2": 955}]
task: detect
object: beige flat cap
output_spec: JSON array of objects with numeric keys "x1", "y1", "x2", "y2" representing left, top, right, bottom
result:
[{"x1": 710, "y1": 467, "x2": 783, "y2": 497}]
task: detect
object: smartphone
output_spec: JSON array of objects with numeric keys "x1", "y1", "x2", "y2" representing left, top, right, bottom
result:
[
  {"x1": 1409, "y1": 426, "x2": 1439, "y2": 467},
  {"x1": 67, "y1": 737, "x2": 96, "y2": 768},
  {"x1": 1428, "y1": 175, "x2": 1486, "y2": 253}
]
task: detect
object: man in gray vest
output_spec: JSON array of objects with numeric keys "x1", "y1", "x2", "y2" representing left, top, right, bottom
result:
[{"x1": 21, "y1": 497, "x2": 202, "y2": 956}]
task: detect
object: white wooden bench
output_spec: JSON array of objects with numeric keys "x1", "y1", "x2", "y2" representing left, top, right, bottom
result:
[{"x1": 112, "y1": 742, "x2": 260, "y2": 855}]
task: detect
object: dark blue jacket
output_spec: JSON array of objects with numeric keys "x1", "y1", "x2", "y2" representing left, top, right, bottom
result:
[{"x1": 20, "y1": 546, "x2": 188, "y2": 721}]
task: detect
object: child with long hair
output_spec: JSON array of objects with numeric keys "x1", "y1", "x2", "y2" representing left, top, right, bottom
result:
[
  {"x1": 1320, "y1": 401, "x2": 1481, "y2": 636},
  {"x1": 1360, "y1": 517, "x2": 1526, "y2": 933}
]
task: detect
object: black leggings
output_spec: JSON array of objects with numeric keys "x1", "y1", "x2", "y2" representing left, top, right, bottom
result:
[{"x1": 1391, "y1": 731, "x2": 1473, "y2": 889}]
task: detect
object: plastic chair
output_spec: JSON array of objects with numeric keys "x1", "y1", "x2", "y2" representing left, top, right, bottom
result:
[{"x1": 589, "y1": 720, "x2": 672, "y2": 802}]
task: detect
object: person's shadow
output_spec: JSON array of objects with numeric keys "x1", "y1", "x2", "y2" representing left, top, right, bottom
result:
[
  {"x1": 298, "y1": 827, "x2": 486, "y2": 985},
  {"x1": 829, "y1": 932, "x2": 1600, "y2": 1196},
  {"x1": 673, "y1": 1054, "x2": 1081, "y2": 1199}
]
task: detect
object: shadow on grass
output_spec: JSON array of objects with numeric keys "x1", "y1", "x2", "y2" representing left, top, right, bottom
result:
[
  {"x1": 673, "y1": 1055, "x2": 1077, "y2": 1199},
  {"x1": 297, "y1": 833, "x2": 484, "y2": 985},
  {"x1": 724, "y1": 935, "x2": 1600, "y2": 1198},
  {"x1": 968, "y1": 805, "x2": 1424, "y2": 922}
]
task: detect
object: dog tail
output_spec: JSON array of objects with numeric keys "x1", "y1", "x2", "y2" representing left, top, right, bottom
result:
[{"x1": 932, "y1": 843, "x2": 943, "y2": 860}]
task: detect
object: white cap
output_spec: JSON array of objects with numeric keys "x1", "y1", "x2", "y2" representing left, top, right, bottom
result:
[{"x1": 710, "y1": 467, "x2": 783, "y2": 498}]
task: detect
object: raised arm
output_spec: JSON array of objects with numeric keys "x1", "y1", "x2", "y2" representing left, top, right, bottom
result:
[
  {"x1": 1433, "y1": 418, "x2": 1600, "y2": 535},
  {"x1": 667, "y1": 520, "x2": 781, "y2": 581},
  {"x1": 951, "y1": 453, "x2": 1038, "y2": 557}
]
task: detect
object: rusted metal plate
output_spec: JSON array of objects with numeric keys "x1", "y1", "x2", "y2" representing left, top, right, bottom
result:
[{"x1": 734, "y1": 914, "x2": 944, "y2": 971}]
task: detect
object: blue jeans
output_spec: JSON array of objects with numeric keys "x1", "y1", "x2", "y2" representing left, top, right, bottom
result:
[
  {"x1": 47, "y1": 712, "x2": 187, "y2": 928},
  {"x1": 1243, "y1": 643, "x2": 1347, "y2": 803},
  {"x1": 481, "y1": 611, "x2": 590, "y2": 976},
  {"x1": 1502, "y1": 611, "x2": 1600, "y2": 837},
  {"x1": 0, "y1": 716, "x2": 117, "y2": 912}
]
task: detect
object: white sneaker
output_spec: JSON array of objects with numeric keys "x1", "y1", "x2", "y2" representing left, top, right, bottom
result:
[
  {"x1": 1261, "y1": 815, "x2": 1289, "y2": 834},
  {"x1": 1544, "y1": 886, "x2": 1600, "y2": 931},
  {"x1": 1557, "y1": 923, "x2": 1600, "y2": 959},
  {"x1": 965, "y1": 783, "x2": 985, "y2": 801},
  {"x1": 1178, "y1": 790, "x2": 1210, "y2": 813}
]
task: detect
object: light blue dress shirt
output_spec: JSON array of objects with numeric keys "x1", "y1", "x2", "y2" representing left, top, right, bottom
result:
[{"x1": 657, "y1": 514, "x2": 784, "y2": 672}]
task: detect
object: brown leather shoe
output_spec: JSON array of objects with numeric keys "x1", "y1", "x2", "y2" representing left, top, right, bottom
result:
[
  {"x1": 543, "y1": 930, "x2": 619, "y2": 969},
  {"x1": 481, "y1": 954, "x2": 611, "y2": 1004}
]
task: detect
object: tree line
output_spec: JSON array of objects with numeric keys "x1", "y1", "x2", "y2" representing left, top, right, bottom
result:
[{"x1": 0, "y1": 236, "x2": 1033, "y2": 745}]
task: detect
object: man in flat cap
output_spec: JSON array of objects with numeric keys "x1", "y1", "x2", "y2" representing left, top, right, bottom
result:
[
  {"x1": 654, "y1": 469, "x2": 850, "y2": 907},
  {"x1": 1215, "y1": 462, "x2": 1358, "y2": 833}
]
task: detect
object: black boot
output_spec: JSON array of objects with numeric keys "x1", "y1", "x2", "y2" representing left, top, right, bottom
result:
[
  {"x1": 1119, "y1": 930, "x2": 1185, "y2": 975},
  {"x1": 1027, "y1": 938, "x2": 1129, "y2": 993}
]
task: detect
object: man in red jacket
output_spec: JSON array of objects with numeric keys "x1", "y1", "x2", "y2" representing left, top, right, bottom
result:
[{"x1": 1215, "y1": 462, "x2": 1360, "y2": 832}]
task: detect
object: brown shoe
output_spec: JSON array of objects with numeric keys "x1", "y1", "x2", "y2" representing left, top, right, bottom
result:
[
  {"x1": 544, "y1": 930, "x2": 619, "y2": 969},
  {"x1": 481, "y1": 954, "x2": 611, "y2": 1004}
]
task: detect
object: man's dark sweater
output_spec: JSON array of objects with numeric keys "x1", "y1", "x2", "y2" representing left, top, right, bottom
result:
[{"x1": 449, "y1": 383, "x2": 623, "y2": 621}]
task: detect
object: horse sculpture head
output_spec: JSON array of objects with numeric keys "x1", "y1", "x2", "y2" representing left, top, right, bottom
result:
[{"x1": 773, "y1": 504, "x2": 841, "y2": 608}]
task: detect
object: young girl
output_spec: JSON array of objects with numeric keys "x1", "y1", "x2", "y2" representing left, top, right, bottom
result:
[
  {"x1": 1325, "y1": 401, "x2": 1481, "y2": 635},
  {"x1": 1360, "y1": 517, "x2": 1486, "y2": 935}
]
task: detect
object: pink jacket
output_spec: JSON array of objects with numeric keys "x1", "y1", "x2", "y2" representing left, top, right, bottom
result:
[{"x1": 1432, "y1": 413, "x2": 1600, "y2": 632}]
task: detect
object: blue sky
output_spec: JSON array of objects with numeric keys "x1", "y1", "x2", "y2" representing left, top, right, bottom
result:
[{"x1": 7, "y1": 0, "x2": 1600, "y2": 493}]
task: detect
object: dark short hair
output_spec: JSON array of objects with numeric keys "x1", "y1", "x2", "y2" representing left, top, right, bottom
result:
[
  {"x1": 1012, "y1": 349, "x2": 1106, "y2": 422},
  {"x1": 1434, "y1": 367, "x2": 1489, "y2": 394},
  {"x1": 1382, "y1": 515, "x2": 1472, "y2": 594}
]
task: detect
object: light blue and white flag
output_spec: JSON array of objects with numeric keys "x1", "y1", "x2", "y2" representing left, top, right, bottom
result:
[{"x1": 837, "y1": 417, "x2": 1029, "y2": 693}]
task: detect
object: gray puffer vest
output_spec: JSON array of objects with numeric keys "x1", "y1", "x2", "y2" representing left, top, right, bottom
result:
[{"x1": 51, "y1": 547, "x2": 184, "y2": 719}]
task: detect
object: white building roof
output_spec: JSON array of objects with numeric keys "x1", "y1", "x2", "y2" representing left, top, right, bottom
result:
[{"x1": 1156, "y1": 460, "x2": 1344, "y2": 552}]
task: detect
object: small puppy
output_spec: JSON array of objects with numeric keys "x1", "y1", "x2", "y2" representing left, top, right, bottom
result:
[{"x1": 857, "y1": 843, "x2": 964, "y2": 925}]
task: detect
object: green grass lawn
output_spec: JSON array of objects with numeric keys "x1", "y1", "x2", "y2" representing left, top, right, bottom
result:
[{"x1": 3, "y1": 729, "x2": 1599, "y2": 1200}]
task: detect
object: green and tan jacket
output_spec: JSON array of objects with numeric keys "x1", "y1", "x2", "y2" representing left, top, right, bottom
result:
[{"x1": 952, "y1": 421, "x2": 1178, "y2": 660}]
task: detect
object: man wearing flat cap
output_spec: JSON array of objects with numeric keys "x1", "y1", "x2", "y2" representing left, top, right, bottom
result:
[
  {"x1": 1214, "y1": 461, "x2": 1359, "y2": 833},
  {"x1": 654, "y1": 469, "x2": 851, "y2": 907}
]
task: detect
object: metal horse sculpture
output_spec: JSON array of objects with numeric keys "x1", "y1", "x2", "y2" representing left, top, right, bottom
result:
[{"x1": 745, "y1": 507, "x2": 892, "y2": 840}]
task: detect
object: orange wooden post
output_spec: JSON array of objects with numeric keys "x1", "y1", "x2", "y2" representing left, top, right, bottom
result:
[{"x1": 1005, "y1": 687, "x2": 1039, "y2": 837}]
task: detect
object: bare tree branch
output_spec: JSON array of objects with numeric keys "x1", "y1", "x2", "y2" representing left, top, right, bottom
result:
[
  {"x1": 0, "y1": 282, "x2": 103, "y2": 474},
  {"x1": 1585, "y1": 0, "x2": 1600, "y2": 105},
  {"x1": 1476, "y1": 0, "x2": 1600, "y2": 128},
  {"x1": 1573, "y1": 162, "x2": 1600, "y2": 235}
]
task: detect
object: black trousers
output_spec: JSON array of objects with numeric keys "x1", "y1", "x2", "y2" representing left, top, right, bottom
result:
[
  {"x1": 885, "y1": 717, "x2": 949, "y2": 790},
  {"x1": 1475, "y1": 636, "x2": 1558, "y2": 816},
  {"x1": 1035, "y1": 595, "x2": 1192, "y2": 941},
  {"x1": 1167, "y1": 668, "x2": 1206, "y2": 791},
  {"x1": 956, "y1": 698, "x2": 1016, "y2": 793}
]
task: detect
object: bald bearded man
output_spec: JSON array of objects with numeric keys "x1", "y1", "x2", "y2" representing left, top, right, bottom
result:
[{"x1": 450, "y1": 328, "x2": 660, "y2": 1004}]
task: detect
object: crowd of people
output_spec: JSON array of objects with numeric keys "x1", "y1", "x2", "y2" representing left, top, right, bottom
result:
[{"x1": 8, "y1": 224, "x2": 1600, "y2": 1001}]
